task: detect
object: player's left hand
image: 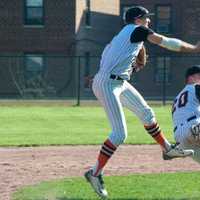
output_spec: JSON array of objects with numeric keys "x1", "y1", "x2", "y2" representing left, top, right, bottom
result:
[{"x1": 191, "y1": 123, "x2": 200, "y2": 141}]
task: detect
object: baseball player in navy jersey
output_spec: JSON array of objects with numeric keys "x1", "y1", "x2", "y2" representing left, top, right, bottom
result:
[
  {"x1": 172, "y1": 65, "x2": 200, "y2": 164},
  {"x1": 84, "y1": 6, "x2": 200, "y2": 198}
]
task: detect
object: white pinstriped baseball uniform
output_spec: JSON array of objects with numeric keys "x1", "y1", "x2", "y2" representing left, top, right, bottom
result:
[
  {"x1": 92, "y1": 24, "x2": 156, "y2": 146},
  {"x1": 172, "y1": 83, "x2": 200, "y2": 163}
]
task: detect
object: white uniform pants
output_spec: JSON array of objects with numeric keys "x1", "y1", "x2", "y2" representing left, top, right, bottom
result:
[
  {"x1": 174, "y1": 121, "x2": 200, "y2": 164},
  {"x1": 92, "y1": 73, "x2": 156, "y2": 146}
]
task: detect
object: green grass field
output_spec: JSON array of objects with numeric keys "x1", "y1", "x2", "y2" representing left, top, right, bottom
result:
[
  {"x1": 0, "y1": 105, "x2": 173, "y2": 146},
  {"x1": 12, "y1": 172, "x2": 200, "y2": 200}
]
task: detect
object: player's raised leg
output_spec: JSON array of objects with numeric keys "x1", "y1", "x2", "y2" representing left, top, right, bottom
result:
[{"x1": 121, "y1": 81, "x2": 194, "y2": 159}]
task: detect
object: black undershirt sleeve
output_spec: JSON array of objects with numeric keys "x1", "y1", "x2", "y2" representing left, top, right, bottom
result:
[
  {"x1": 195, "y1": 84, "x2": 200, "y2": 103},
  {"x1": 130, "y1": 26, "x2": 154, "y2": 43}
]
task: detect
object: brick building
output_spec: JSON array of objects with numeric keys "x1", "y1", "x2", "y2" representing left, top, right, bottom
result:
[
  {"x1": 0, "y1": 0, "x2": 199, "y2": 99},
  {"x1": 0, "y1": 0, "x2": 77, "y2": 98}
]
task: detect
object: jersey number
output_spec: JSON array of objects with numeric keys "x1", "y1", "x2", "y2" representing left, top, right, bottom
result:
[{"x1": 172, "y1": 91, "x2": 188, "y2": 114}]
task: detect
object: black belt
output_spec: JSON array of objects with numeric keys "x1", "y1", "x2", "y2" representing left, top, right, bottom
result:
[
  {"x1": 110, "y1": 74, "x2": 123, "y2": 80},
  {"x1": 174, "y1": 115, "x2": 197, "y2": 132}
]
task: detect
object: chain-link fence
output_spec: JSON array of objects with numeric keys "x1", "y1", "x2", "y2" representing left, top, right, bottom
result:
[{"x1": 0, "y1": 55, "x2": 199, "y2": 105}]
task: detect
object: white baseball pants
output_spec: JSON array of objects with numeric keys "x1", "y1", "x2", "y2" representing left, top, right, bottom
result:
[{"x1": 92, "y1": 73, "x2": 156, "y2": 146}]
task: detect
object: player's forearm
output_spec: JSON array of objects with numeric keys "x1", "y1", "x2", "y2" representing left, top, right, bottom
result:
[
  {"x1": 160, "y1": 38, "x2": 198, "y2": 53},
  {"x1": 148, "y1": 33, "x2": 200, "y2": 53}
]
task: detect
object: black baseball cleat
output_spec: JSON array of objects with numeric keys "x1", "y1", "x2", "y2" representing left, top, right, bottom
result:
[
  {"x1": 84, "y1": 169, "x2": 108, "y2": 199},
  {"x1": 163, "y1": 143, "x2": 194, "y2": 160}
]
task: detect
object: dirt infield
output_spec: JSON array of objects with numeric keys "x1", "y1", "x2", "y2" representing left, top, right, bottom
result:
[{"x1": 1, "y1": 145, "x2": 200, "y2": 200}]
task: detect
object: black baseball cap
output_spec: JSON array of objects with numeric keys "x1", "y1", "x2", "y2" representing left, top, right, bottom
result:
[
  {"x1": 185, "y1": 65, "x2": 200, "y2": 79},
  {"x1": 125, "y1": 6, "x2": 154, "y2": 23}
]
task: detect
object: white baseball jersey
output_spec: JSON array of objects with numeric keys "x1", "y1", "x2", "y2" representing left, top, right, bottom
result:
[
  {"x1": 172, "y1": 83, "x2": 200, "y2": 163},
  {"x1": 172, "y1": 84, "x2": 200, "y2": 128},
  {"x1": 99, "y1": 24, "x2": 143, "y2": 80}
]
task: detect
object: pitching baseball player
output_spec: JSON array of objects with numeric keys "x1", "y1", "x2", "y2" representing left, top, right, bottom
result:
[
  {"x1": 172, "y1": 65, "x2": 200, "y2": 164},
  {"x1": 85, "y1": 6, "x2": 200, "y2": 198}
]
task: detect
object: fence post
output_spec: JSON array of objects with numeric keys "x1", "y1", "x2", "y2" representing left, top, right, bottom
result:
[
  {"x1": 162, "y1": 56, "x2": 166, "y2": 105},
  {"x1": 76, "y1": 56, "x2": 81, "y2": 106}
]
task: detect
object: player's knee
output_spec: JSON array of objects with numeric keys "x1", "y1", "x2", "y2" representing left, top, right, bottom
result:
[
  {"x1": 109, "y1": 130, "x2": 127, "y2": 146},
  {"x1": 143, "y1": 107, "x2": 156, "y2": 125}
]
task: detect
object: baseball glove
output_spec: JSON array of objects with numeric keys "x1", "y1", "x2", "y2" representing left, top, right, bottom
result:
[{"x1": 133, "y1": 45, "x2": 147, "y2": 72}]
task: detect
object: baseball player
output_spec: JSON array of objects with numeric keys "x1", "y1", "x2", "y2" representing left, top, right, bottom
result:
[
  {"x1": 84, "y1": 6, "x2": 200, "y2": 199},
  {"x1": 172, "y1": 65, "x2": 200, "y2": 164}
]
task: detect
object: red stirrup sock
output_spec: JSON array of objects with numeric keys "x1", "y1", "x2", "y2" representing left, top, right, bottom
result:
[
  {"x1": 92, "y1": 139, "x2": 117, "y2": 176},
  {"x1": 144, "y1": 122, "x2": 171, "y2": 151}
]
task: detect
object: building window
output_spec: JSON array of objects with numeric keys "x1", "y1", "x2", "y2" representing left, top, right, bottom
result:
[
  {"x1": 155, "y1": 5, "x2": 172, "y2": 34},
  {"x1": 24, "y1": 0, "x2": 44, "y2": 25},
  {"x1": 155, "y1": 57, "x2": 171, "y2": 84},
  {"x1": 24, "y1": 53, "x2": 44, "y2": 81},
  {"x1": 85, "y1": 0, "x2": 91, "y2": 27}
]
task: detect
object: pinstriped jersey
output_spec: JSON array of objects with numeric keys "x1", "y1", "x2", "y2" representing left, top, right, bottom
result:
[
  {"x1": 99, "y1": 24, "x2": 143, "y2": 80},
  {"x1": 172, "y1": 84, "x2": 200, "y2": 127}
]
